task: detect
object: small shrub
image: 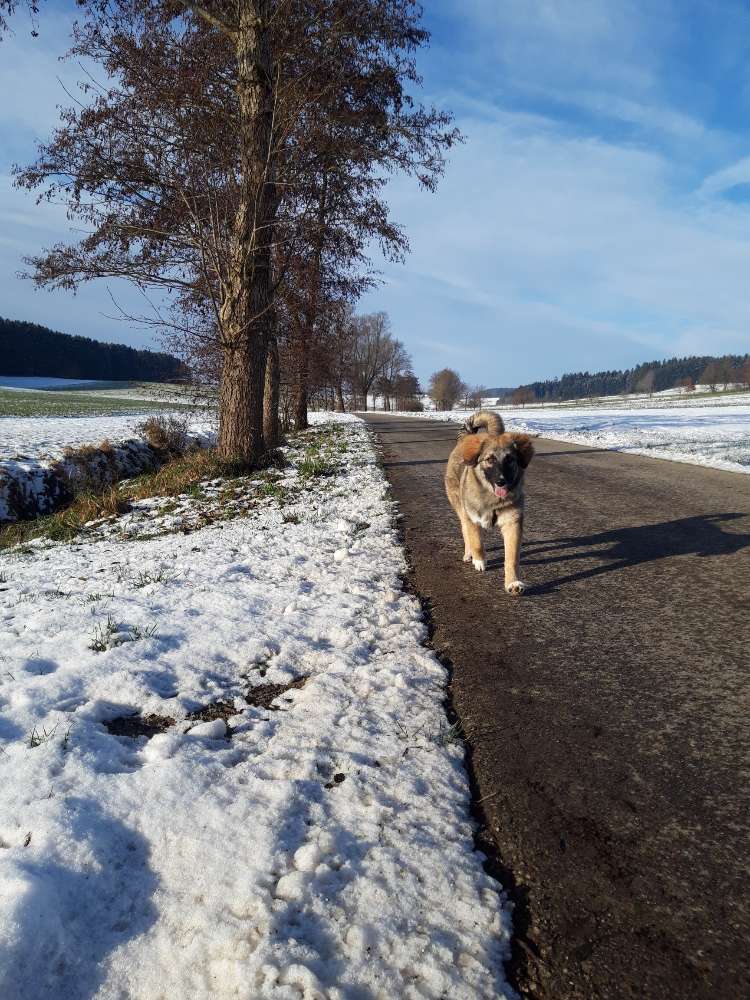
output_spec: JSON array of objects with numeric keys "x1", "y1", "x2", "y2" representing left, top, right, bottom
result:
[
  {"x1": 400, "y1": 398, "x2": 424, "y2": 412},
  {"x1": 138, "y1": 415, "x2": 190, "y2": 453},
  {"x1": 60, "y1": 439, "x2": 119, "y2": 493}
]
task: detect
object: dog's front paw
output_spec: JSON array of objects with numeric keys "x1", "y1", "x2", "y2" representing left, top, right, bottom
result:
[
  {"x1": 472, "y1": 557, "x2": 486, "y2": 572},
  {"x1": 505, "y1": 579, "x2": 526, "y2": 595},
  {"x1": 462, "y1": 552, "x2": 472, "y2": 563}
]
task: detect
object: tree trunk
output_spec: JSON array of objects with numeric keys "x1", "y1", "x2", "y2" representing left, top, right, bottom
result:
[
  {"x1": 217, "y1": 0, "x2": 275, "y2": 464},
  {"x1": 292, "y1": 326, "x2": 310, "y2": 430},
  {"x1": 263, "y1": 324, "x2": 281, "y2": 449},
  {"x1": 292, "y1": 171, "x2": 329, "y2": 432},
  {"x1": 335, "y1": 382, "x2": 345, "y2": 412},
  {"x1": 219, "y1": 334, "x2": 266, "y2": 462}
]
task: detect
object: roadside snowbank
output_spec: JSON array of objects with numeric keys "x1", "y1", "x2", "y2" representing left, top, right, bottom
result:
[
  {"x1": 0, "y1": 414, "x2": 515, "y2": 1000},
  {"x1": 0, "y1": 414, "x2": 215, "y2": 523},
  {"x1": 394, "y1": 405, "x2": 750, "y2": 473}
]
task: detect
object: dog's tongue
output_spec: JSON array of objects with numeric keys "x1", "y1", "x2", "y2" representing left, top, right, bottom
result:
[{"x1": 494, "y1": 485, "x2": 509, "y2": 499}]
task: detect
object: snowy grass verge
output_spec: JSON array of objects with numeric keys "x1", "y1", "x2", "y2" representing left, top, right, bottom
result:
[
  {"x1": 0, "y1": 413, "x2": 515, "y2": 1000},
  {"x1": 391, "y1": 405, "x2": 750, "y2": 474}
]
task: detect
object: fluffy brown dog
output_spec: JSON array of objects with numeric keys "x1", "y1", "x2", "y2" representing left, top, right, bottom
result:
[{"x1": 444, "y1": 411, "x2": 535, "y2": 594}]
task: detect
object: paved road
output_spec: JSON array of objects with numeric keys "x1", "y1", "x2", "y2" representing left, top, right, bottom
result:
[{"x1": 363, "y1": 413, "x2": 750, "y2": 1000}]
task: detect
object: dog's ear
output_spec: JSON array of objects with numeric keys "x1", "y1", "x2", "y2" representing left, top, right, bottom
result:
[
  {"x1": 511, "y1": 433, "x2": 535, "y2": 468},
  {"x1": 460, "y1": 435, "x2": 483, "y2": 466}
]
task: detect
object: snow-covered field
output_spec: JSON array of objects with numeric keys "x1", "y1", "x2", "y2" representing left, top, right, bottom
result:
[
  {"x1": 0, "y1": 411, "x2": 215, "y2": 461},
  {"x1": 399, "y1": 404, "x2": 750, "y2": 474},
  {"x1": 0, "y1": 414, "x2": 514, "y2": 1000},
  {"x1": 479, "y1": 386, "x2": 750, "y2": 412},
  {"x1": 0, "y1": 377, "x2": 109, "y2": 390}
]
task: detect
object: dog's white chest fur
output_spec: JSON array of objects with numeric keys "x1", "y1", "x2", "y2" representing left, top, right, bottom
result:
[{"x1": 467, "y1": 507, "x2": 494, "y2": 530}]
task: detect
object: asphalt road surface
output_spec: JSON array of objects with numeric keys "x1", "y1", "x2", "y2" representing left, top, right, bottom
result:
[{"x1": 362, "y1": 413, "x2": 750, "y2": 1000}]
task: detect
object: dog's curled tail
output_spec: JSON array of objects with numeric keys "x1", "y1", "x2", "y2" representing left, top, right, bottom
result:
[{"x1": 461, "y1": 409, "x2": 505, "y2": 437}]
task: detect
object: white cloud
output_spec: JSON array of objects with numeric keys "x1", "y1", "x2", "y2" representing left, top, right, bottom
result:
[
  {"x1": 698, "y1": 157, "x2": 750, "y2": 198},
  {"x1": 363, "y1": 109, "x2": 750, "y2": 383},
  {"x1": 439, "y1": 0, "x2": 664, "y2": 97}
]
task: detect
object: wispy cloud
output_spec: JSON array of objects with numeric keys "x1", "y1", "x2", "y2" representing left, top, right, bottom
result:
[
  {"x1": 698, "y1": 157, "x2": 750, "y2": 199},
  {"x1": 363, "y1": 104, "x2": 750, "y2": 382}
]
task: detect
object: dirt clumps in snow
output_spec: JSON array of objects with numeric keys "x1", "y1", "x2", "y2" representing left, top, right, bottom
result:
[{"x1": 103, "y1": 713, "x2": 175, "y2": 739}]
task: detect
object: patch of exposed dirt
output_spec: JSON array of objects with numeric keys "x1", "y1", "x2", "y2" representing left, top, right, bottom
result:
[
  {"x1": 104, "y1": 713, "x2": 175, "y2": 738},
  {"x1": 186, "y1": 701, "x2": 238, "y2": 723},
  {"x1": 103, "y1": 678, "x2": 309, "y2": 740},
  {"x1": 245, "y1": 676, "x2": 308, "y2": 710}
]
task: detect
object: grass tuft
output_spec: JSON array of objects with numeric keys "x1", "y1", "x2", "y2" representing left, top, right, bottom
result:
[
  {"x1": 121, "y1": 448, "x2": 251, "y2": 502},
  {"x1": 89, "y1": 614, "x2": 120, "y2": 652}
]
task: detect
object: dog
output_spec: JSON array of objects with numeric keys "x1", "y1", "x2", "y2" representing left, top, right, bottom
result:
[{"x1": 444, "y1": 410, "x2": 535, "y2": 595}]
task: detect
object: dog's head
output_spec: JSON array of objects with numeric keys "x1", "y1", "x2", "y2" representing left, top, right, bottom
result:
[{"x1": 460, "y1": 432, "x2": 534, "y2": 499}]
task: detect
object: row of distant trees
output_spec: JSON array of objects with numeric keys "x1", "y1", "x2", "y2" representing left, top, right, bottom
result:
[
  {"x1": 420, "y1": 354, "x2": 750, "y2": 412},
  {"x1": 507, "y1": 353, "x2": 750, "y2": 404},
  {"x1": 0, "y1": 318, "x2": 187, "y2": 381},
  {"x1": 278, "y1": 308, "x2": 421, "y2": 418}
]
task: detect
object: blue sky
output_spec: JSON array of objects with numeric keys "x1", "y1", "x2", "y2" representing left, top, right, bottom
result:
[{"x1": 2, "y1": 0, "x2": 750, "y2": 385}]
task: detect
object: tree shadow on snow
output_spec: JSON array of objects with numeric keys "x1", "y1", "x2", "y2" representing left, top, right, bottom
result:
[{"x1": 0, "y1": 796, "x2": 158, "y2": 1000}]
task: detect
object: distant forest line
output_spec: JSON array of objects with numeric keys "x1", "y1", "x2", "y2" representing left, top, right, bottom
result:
[
  {"x1": 504, "y1": 353, "x2": 750, "y2": 402},
  {"x1": 0, "y1": 318, "x2": 188, "y2": 382}
]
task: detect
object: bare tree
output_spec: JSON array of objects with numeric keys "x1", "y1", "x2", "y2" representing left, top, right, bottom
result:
[
  {"x1": 511, "y1": 387, "x2": 535, "y2": 407},
  {"x1": 634, "y1": 369, "x2": 656, "y2": 396},
  {"x1": 350, "y1": 312, "x2": 395, "y2": 410},
  {"x1": 461, "y1": 384, "x2": 486, "y2": 408},
  {"x1": 393, "y1": 372, "x2": 422, "y2": 410},
  {"x1": 675, "y1": 375, "x2": 695, "y2": 393},
  {"x1": 376, "y1": 338, "x2": 411, "y2": 411},
  {"x1": 714, "y1": 358, "x2": 734, "y2": 389},
  {"x1": 0, "y1": 0, "x2": 41, "y2": 36},
  {"x1": 17, "y1": 1, "x2": 279, "y2": 463},
  {"x1": 700, "y1": 363, "x2": 720, "y2": 392},
  {"x1": 428, "y1": 368, "x2": 466, "y2": 411},
  {"x1": 15, "y1": 0, "x2": 459, "y2": 461}
]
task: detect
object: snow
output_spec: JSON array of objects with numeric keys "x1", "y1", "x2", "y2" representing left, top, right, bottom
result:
[
  {"x1": 479, "y1": 386, "x2": 750, "y2": 411},
  {"x1": 0, "y1": 413, "x2": 515, "y2": 1000},
  {"x1": 0, "y1": 411, "x2": 214, "y2": 461},
  {"x1": 394, "y1": 404, "x2": 750, "y2": 473},
  {"x1": 0, "y1": 412, "x2": 216, "y2": 523}
]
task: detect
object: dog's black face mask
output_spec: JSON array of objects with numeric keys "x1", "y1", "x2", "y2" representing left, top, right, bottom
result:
[{"x1": 479, "y1": 447, "x2": 520, "y2": 499}]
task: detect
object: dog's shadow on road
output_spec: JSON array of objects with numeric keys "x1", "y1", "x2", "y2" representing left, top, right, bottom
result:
[{"x1": 504, "y1": 512, "x2": 750, "y2": 593}]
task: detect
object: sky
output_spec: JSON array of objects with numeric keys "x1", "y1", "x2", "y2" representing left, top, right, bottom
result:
[{"x1": 2, "y1": 1, "x2": 750, "y2": 386}]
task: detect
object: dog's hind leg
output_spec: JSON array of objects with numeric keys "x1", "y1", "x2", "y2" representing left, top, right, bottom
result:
[
  {"x1": 501, "y1": 516, "x2": 525, "y2": 594},
  {"x1": 460, "y1": 513, "x2": 486, "y2": 571}
]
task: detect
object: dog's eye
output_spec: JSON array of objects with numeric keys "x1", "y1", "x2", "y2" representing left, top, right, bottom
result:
[{"x1": 484, "y1": 455, "x2": 496, "y2": 464}]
